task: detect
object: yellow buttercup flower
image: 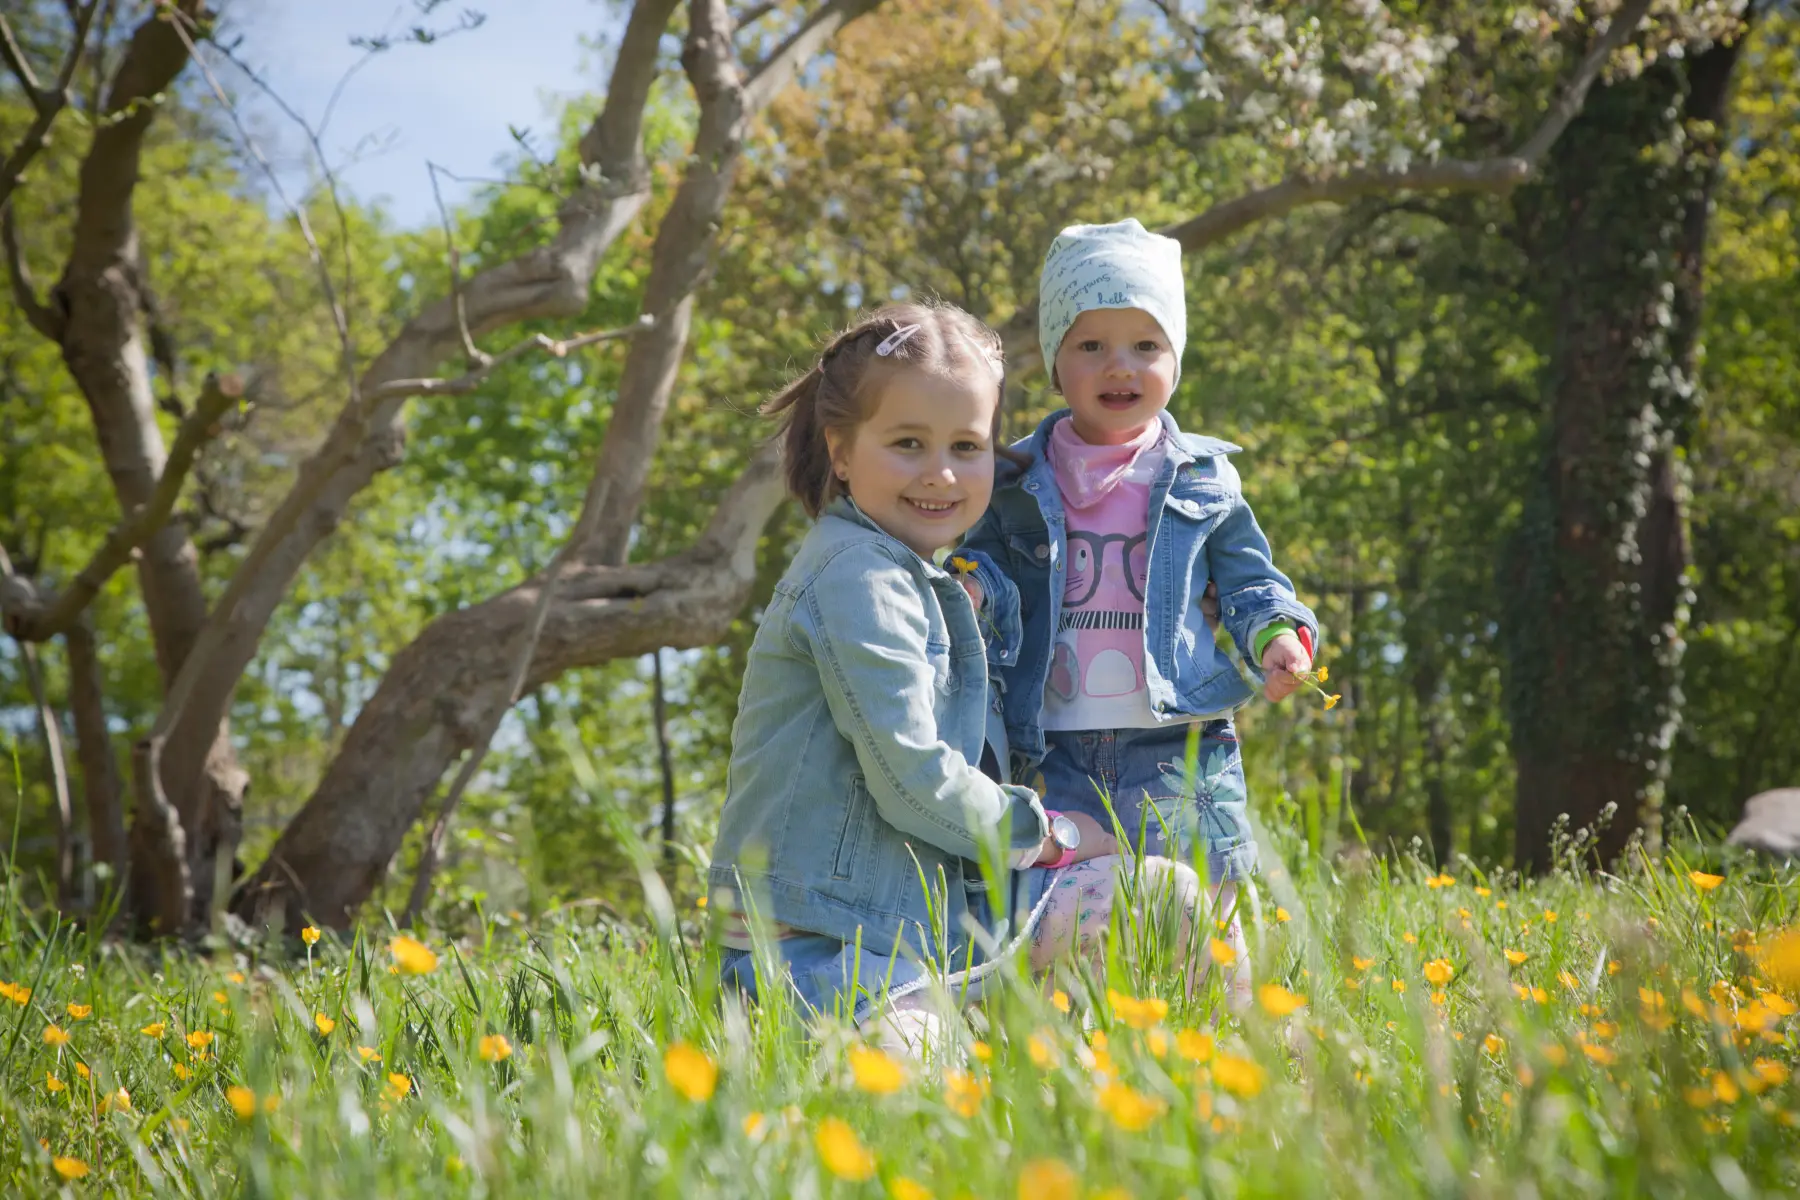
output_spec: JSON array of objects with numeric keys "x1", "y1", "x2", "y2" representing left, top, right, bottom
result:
[
  {"x1": 1390, "y1": 978, "x2": 1406, "y2": 994},
  {"x1": 45, "y1": 1072, "x2": 66, "y2": 1093},
  {"x1": 53, "y1": 1157, "x2": 89, "y2": 1180},
  {"x1": 1107, "y1": 988, "x2": 1168, "y2": 1030},
  {"x1": 1756, "y1": 927, "x2": 1800, "y2": 992},
  {"x1": 1688, "y1": 871, "x2": 1724, "y2": 892},
  {"x1": 1423, "y1": 959, "x2": 1454, "y2": 987},
  {"x1": 971, "y1": 1040, "x2": 993, "y2": 1063},
  {"x1": 301, "y1": 925, "x2": 321, "y2": 945},
  {"x1": 389, "y1": 935, "x2": 438, "y2": 976},
  {"x1": 1027, "y1": 1032, "x2": 1057, "y2": 1069},
  {"x1": 66, "y1": 1003, "x2": 91, "y2": 1020},
  {"x1": 1274, "y1": 907, "x2": 1292, "y2": 923},
  {"x1": 1097, "y1": 1080, "x2": 1167, "y2": 1132},
  {"x1": 43, "y1": 1024, "x2": 70, "y2": 1047},
  {"x1": 1351, "y1": 956, "x2": 1375, "y2": 972},
  {"x1": 1208, "y1": 938, "x2": 1238, "y2": 966},
  {"x1": 1257, "y1": 984, "x2": 1305, "y2": 1017},
  {"x1": 172, "y1": 1062, "x2": 191, "y2": 1081},
  {"x1": 814, "y1": 1117, "x2": 876, "y2": 1181},
  {"x1": 314, "y1": 1013, "x2": 336, "y2": 1036},
  {"x1": 1504, "y1": 949, "x2": 1529, "y2": 966},
  {"x1": 227, "y1": 1085, "x2": 257, "y2": 1122},
  {"x1": 1016, "y1": 1159, "x2": 1077, "y2": 1200},
  {"x1": 1050, "y1": 989, "x2": 1071, "y2": 1014},
  {"x1": 890, "y1": 1177, "x2": 933, "y2": 1200},
  {"x1": 187, "y1": 1030, "x2": 214, "y2": 1051},
  {"x1": 663, "y1": 1042, "x2": 718, "y2": 1103},
  {"x1": 848, "y1": 1044, "x2": 906, "y2": 1094},
  {"x1": 1, "y1": 981, "x2": 30, "y2": 1004},
  {"x1": 100, "y1": 1086, "x2": 130, "y2": 1113},
  {"x1": 358, "y1": 1046, "x2": 382, "y2": 1063},
  {"x1": 741, "y1": 1111, "x2": 766, "y2": 1139},
  {"x1": 1425, "y1": 874, "x2": 1455, "y2": 889},
  {"x1": 478, "y1": 1033, "x2": 512, "y2": 1063},
  {"x1": 227, "y1": 971, "x2": 246, "y2": 984},
  {"x1": 140, "y1": 1021, "x2": 166, "y2": 1038},
  {"x1": 74, "y1": 1062, "x2": 90, "y2": 1080},
  {"x1": 1212, "y1": 1053, "x2": 1267, "y2": 1098},
  {"x1": 1580, "y1": 1042, "x2": 1616, "y2": 1065},
  {"x1": 1482, "y1": 1034, "x2": 1506, "y2": 1056},
  {"x1": 385, "y1": 1073, "x2": 413, "y2": 1101},
  {"x1": 943, "y1": 1069, "x2": 986, "y2": 1117}
]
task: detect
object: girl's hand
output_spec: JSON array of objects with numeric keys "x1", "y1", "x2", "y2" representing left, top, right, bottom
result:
[
  {"x1": 1198, "y1": 580, "x2": 1221, "y2": 631},
  {"x1": 958, "y1": 574, "x2": 984, "y2": 612},
  {"x1": 1260, "y1": 631, "x2": 1312, "y2": 702},
  {"x1": 1035, "y1": 810, "x2": 1117, "y2": 866}
]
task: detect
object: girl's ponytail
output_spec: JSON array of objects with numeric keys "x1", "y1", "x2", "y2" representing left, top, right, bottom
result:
[{"x1": 763, "y1": 365, "x2": 837, "y2": 518}]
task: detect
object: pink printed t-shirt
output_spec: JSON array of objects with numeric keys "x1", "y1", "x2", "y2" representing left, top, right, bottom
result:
[{"x1": 1043, "y1": 418, "x2": 1165, "y2": 731}]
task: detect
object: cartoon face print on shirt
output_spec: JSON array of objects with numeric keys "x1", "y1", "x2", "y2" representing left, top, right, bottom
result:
[
  {"x1": 1065, "y1": 531, "x2": 1147, "y2": 606},
  {"x1": 1048, "y1": 530, "x2": 1149, "y2": 703}
]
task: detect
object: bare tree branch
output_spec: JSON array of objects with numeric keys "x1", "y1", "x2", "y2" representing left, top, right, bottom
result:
[
  {"x1": 236, "y1": 442, "x2": 786, "y2": 929},
  {"x1": 744, "y1": 0, "x2": 883, "y2": 114},
  {"x1": 2, "y1": 374, "x2": 242, "y2": 643},
  {"x1": 0, "y1": 2, "x2": 100, "y2": 211},
  {"x1": 145, "y1": 0, "x2": 686, "y2": 842},
  {"x1": 1, "y1": 198, "x2": 64, "y2": 341},
  {"x1": 402, "y1": 476, "x2": 614, "y2": 927},
  {"x1": 369, "y1": 316, "x2": 653, "y2": 402},
  {"x1": 162, "y1": 12, "x2": 361, "y2": 414},
  {"x1": 1001, "y1": 0, "x2": 1657, "y2": 371}
]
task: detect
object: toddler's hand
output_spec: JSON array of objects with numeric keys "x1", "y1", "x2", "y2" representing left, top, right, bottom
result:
[
  {"x1": 1199, "y1": 580, "x2": 1221, "y2": 632},
  {"x1": 958, "y1": 575, "x2": 984, "y2": 612},
  {"x1": 1260, "y1": 631, "x2": 1312, "y2": 703}
]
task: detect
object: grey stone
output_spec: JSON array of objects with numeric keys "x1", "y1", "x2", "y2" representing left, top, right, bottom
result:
[{"x1": 1726, "y1": 789, "x2": 1800, "y2": 857}]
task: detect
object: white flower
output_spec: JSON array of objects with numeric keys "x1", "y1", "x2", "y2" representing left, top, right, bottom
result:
[{"x1": 967, "y1": 57, "x2": 1004, "y2": 85}]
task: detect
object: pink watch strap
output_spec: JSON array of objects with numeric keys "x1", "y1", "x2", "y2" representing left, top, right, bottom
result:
[{"x1": 1043, "y1": 810, "x2": 1076, "y2": 869}]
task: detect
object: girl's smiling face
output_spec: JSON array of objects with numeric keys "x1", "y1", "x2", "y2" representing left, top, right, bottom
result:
[
  {"x1": 825, "y1": 369, "x2": 999, "y2": 560},
  {"x1": 1053, "y1": 306, "x2": 1178, "y2": 445}
]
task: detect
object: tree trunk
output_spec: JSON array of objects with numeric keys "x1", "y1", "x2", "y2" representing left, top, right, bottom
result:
[
  {"x1": 65, "y1": 620, "x2": 126, "y2": 879},
  {"x1": 653, "y1": 648, "x2": 678, "y2": 872},
  {"x1": 1502, "y1": 30, "x2": 1747, "y2": 873},
  {"x1": 28, "y1": 0, "x2": 248, "y2": 929},
  {"x1": 232, "y1": 451, "x2": 784, "y2": 929}
]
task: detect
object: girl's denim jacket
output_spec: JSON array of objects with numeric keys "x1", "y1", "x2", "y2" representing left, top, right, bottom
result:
[
  {"x1": 708, "y1": 498, "x2": 1048, "y2": 953},
  {"x1": 961, "y1": 409, "x2": 1320, "y2": 767}
]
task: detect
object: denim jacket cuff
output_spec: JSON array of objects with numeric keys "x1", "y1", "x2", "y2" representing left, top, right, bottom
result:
[
  {"x1": 956, "y1": 548, "x2": 1024, "y2": 668},
  {"x1": 1242, "y1": 603, "x2": 1320, "y2": 681},
  {"x1": 1001, "y1": 784, "x2": 1050, "y2": 854}
]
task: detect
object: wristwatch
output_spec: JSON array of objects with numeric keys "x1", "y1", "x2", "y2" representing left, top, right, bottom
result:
[{"x1": 1044, "y1": 810, "x2": 1081, "y2": 869}]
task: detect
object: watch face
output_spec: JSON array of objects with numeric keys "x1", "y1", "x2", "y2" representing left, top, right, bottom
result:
[{"x1": 1052, "y1": 814, "x2": 1080, "y2": 851}]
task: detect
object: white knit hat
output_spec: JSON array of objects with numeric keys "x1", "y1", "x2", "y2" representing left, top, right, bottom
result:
[{"x1": 1038, "y1": 218, "x2": 1187, "y2": 385}]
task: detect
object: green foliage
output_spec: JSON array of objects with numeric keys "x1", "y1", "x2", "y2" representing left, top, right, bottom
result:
[{"x1": 4, "y1": 802, "x2": 1800, "y2": 1197}]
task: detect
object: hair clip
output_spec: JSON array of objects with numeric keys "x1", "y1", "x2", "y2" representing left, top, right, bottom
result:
[{"x1": 874, "y1": 324, "x2": 922, "y2": 356}]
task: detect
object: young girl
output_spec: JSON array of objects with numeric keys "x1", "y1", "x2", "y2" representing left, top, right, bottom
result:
[
  {"x1": 964, "y1": 219, "x2": 1322, "y2": 1005},
  {"x1": 709, "y1": 302, "x2": 1205, "y2": 1036}
]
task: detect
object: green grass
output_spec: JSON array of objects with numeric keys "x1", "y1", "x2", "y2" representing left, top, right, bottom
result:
[{"x1": 4, "y1": 828, "x2": 1800, "y2": 1198}]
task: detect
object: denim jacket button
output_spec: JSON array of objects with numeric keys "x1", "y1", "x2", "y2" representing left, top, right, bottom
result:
[{"x1": 1034, "y1": 544, "x2": 1050, "y2": 559}]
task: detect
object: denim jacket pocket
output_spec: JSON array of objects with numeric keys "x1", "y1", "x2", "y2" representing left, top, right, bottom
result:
[{"x1": 832, "y1": 774, "x2": 871, "y2": 881}]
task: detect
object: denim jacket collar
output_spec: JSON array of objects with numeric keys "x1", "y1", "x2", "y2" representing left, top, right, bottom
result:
[
  {"x1": 824, "y1": 496, "x2": 954, "y2": 579},
  {"x1": 1003, "y1": 409, "x2": 1242, "y2": 487}
]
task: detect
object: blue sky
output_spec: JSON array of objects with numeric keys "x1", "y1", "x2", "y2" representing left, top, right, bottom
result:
[{"x1": 225, "y1": 0, "x2": 617, "y2": 228}]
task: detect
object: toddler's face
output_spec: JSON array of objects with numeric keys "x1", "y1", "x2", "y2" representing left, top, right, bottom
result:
[
  {"x1": 1053, "y1": 307, "x2": 1177, "y2": 445},
  {"x1": 826, "y1": 369, "x2": 998, "y2": 560}
]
